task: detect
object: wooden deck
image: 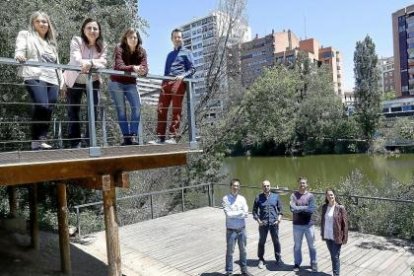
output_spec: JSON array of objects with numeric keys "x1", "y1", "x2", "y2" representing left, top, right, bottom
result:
[
  {"x1": 74, "y1": 207, "x2": 414, "y2": 276},
  {"x1": 0, "y1": 143, "x2": 197, "y2": 186}
]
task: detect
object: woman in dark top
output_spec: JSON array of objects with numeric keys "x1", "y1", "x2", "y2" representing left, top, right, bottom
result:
[
  {"x1": 321, "y1": 189, "x2": 349, "y2": 276},
  {"x1": 108, "y1": 28, "x2": 148, "y2": 146}
]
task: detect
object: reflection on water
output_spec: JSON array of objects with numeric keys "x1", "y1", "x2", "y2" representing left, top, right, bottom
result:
[
  {"x1": 223, "y1": 154, "x2": 414, "y2": 190},
  {"x1": 215, "y1": 154, "x2": 414, "y2": 209}
]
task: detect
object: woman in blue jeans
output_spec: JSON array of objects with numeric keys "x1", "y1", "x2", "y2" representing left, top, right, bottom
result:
[
  {"x1": 109, "y1": 28, "x2": 148, "y2": 146},
  {"x1": 321, "y1": 189, "x2": 349, "y2": 276},
  {"x1": 15, "y1": 11, "x2": 63, "y2": 150}
]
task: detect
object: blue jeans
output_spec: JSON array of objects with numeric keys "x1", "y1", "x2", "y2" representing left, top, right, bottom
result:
[
  {"x1": 258, "y1": 223, "x2": 281, "y2": 261},
  {"x1": 293, "y1": 224, "x2": 317, "y2": 266},
  {"x1": 24, "y1": 80, "x2": 58, "y2": 140},
  {"x1": 325, "y1": 239, "x2": 342, "y2": 276},
  {"x1": 226, "y1": 228, "x2": 247, "y2": 273},
  {"x1": 109, "y1": 81, "x2": 141, "y2": 136}
]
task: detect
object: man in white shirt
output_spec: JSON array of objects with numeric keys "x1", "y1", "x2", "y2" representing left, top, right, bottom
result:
[{"x1": 222, "y1": 179, "x2": 252, "y2": 276}]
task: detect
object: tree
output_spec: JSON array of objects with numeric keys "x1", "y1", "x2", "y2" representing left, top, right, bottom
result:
[
  {"x1": 353, "y1": 35, "x2": 381, "y2": 141},
  {"x1": 242, "y1": 66, "x2": 300, "y2": 148}
]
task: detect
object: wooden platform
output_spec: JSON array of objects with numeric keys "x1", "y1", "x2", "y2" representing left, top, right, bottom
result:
[
  {"x1": 0, "y1": 143, "x2": 197, "y2": 186},
  {"x1": 74, "y1": 207, "x2": 414, "y2": 276}
]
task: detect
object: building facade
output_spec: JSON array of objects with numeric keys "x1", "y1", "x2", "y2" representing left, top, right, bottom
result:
[
  {"x1": 377, "y1": 57, "x2": 395, "y2": 93},
  {"x1": 179, "y1": 11, "x2": 251, "y2": 120},
  {"x1": 235, "y1": 31, "x2": 343, "y2": 100},
  {"x1": 392, "y1": 4, "x2": 414, "y2": 97}
]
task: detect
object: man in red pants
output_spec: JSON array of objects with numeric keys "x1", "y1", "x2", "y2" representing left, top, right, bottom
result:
[{"x1": 149, "y1": 28, "x2": 195, "y2": 144}]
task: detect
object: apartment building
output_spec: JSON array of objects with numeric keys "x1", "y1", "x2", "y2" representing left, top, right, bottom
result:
[
  {"x1": 392, "y1": 4, "x2": 414, "y2": 97},
  {"x1": 377, "y1": 57, "x2": 395, "y2": 93}
]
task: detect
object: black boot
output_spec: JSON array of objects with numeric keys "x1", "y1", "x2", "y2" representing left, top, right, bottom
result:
[
  {"x1": 130, "y1": 134, "x2": 139, "y2": 145},
  {"x1": 121, "y1": 136, "x2": 132, "y2": 146}
]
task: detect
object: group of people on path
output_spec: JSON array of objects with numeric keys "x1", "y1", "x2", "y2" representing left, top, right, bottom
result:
[
  {"x1": 222, "y1": 177, "x2": 349, "y2": 276},
  {"x1": 14, "y1": 11, "x2": 194, "y2": 150}
]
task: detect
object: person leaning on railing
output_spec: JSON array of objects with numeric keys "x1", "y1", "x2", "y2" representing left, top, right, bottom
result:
[
  {"x1": 14, "y1": 11, "x2": 64, "y2": 150},
  {"x1": 63, "y1": 18, "x2": 107, "y2": 148},
  {"x1": 108, "y1": 28, "x2": 148, "y2": 146},
  {"x1": 148, "y1": 28, "x2": 195, "y2": 145}
]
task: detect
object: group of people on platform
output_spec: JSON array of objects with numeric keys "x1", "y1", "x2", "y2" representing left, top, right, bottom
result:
[
  {"x1": 14, "y1": 11, "x2": 195, "y2": 150},
  {"x1": 222, "y1": 177, "x2": 349, "y2": 276}
]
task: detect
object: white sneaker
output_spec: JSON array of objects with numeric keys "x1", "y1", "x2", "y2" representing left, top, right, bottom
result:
[
  {"x1": 164, "y1": 138, "x2": 177, "y2": 144},
  {"x1": 258, "y1": 260, "x2": 265, "y2": 269},
  {"x1": 31, "y1": 141, "x2": 52, "y2": 150},
  {"x1": 148, "y1": 138, "x2": 164, "y2": 145}
]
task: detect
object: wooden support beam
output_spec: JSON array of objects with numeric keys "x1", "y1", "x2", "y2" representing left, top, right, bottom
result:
[
  {"x1": 7, "y1": 187, "x2": 18, "y2": 218},
  {"x1": 75, "y1": 172, "x2": 129, "y2": 190},
  {"x1": 57, "y1": 182, "x2": 71, "y2": 275},
  {"x1": 102, "y1": 175, "x2": 122, "y2": 276},
  {"x1": 28, "y1": 184, "x2": 39, "y2": 250}
]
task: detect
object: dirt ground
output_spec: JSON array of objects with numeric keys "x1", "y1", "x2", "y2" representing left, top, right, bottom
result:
[{"x1": 0, "y1": 228, "x2": 109, "y2": 276}]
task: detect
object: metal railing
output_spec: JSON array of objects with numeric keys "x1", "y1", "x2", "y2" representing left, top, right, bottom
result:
[
  {"x1": 0, "y1": 57, "x2": 199, "y2": 156},
  {"x1": 73, "y1": 183, "x2": 213, "y2": 237}
]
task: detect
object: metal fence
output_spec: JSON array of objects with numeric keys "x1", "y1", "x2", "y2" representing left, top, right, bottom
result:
[
  {"x1": 0, "y1": 57, "x2": 198, "y2": 156},
  {"x1": 73, "y1": 183, "x2": 213, "y2": 237}
]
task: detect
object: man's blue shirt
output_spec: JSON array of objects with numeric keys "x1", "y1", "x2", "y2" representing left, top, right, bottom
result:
[
  {"x1": 164, "y1": 46, "x2": 195, "y2": 78},
  {"x1": 252, "y1": 192, "x2": 283, "y2": 225}
]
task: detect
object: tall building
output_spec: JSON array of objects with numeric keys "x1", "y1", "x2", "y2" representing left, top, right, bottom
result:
[
  {"x1": 377, "y1": 57, "x2": 395, "y2": 93},
  {"x1": 240, "y1": 30, "x2": 299, "y2": 87},
  {"x1": 234, "y1": 31, "x2": 344, "y2": 100},
  {"x1": 178, "y1": 11, "x2": 251, "y2": 120},
  {"x1": 392, "y1": 4, "x2": 414, "y2": 97}
]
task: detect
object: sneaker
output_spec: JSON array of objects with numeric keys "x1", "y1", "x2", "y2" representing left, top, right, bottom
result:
[
  {"x1": 148, "y1": 138, "x2": 164, "y2": 145},
  {"x1": 293, "y1": 264, "x2": 300, "y2": 272},
  {"x1": 225, "y1": 272, "x2": 233, "y2": 276},
  {"x1": 31, "y1": 141, "x2": 52, "y2": 150},
  {"x1": 311, "y1": 262, "x2": 318, "y2": 272},
  {"x1": 241, "y1": 271, "x2": 253, "y2": 276},
  {"x1": 258, "y1": 260, "x2": 265, "y2": 269},
  {"x1": 164, "y1": 137, "x2": 177, "y2": 144}
]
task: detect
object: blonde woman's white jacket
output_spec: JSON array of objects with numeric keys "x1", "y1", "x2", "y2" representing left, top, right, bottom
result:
[{"x1": 14, "y1": 30, "x2": 63, "y2": 88}]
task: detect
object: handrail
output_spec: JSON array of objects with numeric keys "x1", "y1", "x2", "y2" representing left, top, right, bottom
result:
[
  {"x1": 212, "y1": 183, "x2": 414, "y2": 204},
  {"x1": 0, "y1": 57, "x2": 199, "y2": 154},
  {"x1": 73, "y1": 183, "x2": 212, "y2": 237}
]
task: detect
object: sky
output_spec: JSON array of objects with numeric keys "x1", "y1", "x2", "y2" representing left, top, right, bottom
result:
[{"x1": 140, "y1": 0, "x2": 414, "y2": 91}]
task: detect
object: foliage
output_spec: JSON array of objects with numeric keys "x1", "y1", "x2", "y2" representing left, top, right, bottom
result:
[
  {"x1": 353, "y1": 35, "x2": 381, "y2": 141},
  {"x1": 243, "y1": 66, "x2": 299, "y2": 148},
  {"x1": 337, "y1": 170, "x2": 414, "y2": 240}
]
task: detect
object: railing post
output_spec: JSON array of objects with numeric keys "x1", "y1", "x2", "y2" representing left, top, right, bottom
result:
[
  {"x1": 58, "y1": 121, "x2": 63, "y2": 149},
  {"x1": 207, "y1": 184, "x2": 212, "y2": 207},
  {"x1": 211, "y1": 183, "x2": 215, "y2": 207},
  {"x1": 186, "y1": 80, "x2": 197, "y2": 149},
  {"x1": 76, "y1": 207, "x2": 81, "y2": 239},
  {"x1": 150, "y1": 194, "x2": 154, "y2": 219},
  {"x1": 181, "y1": 188, "x2": 185, "y2": 212},
  {"x1": 101, "y1": 106, "x2": 108, "y2": 147},
  {"x1": 86, "y1": 73, "x2": 101, "y2": 156}
]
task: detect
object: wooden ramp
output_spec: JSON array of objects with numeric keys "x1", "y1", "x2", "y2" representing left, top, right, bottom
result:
[{"x1": 74, "y1": 207, "x2": 414, "y2": 276}]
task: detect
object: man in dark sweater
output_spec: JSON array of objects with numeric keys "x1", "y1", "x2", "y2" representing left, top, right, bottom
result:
[
  {"x1": 290, "y1": 177, "x2": 318, "y2": 272},
  {"x1": 149, "y1": 28, "x2": 195, "y2": 145}
]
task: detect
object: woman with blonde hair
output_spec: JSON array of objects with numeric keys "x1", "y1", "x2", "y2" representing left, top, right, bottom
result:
[
  {"x1": 15, "y1": 11, "x2": 63, "y2": 150},
  {"x1": 108, "y1": 28, "x2": 148, "y2": 146}
]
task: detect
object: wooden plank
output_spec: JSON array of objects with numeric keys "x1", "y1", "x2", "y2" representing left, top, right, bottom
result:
[
  {"x1": 102, "y1": 175, "x2": 122, "y2": 276},
  {"x1": 76, "y1": 172, "x2": 129, "y2": 190},
  {"x1": 57, "y1": 182, "x2": 71, "y2": 275},
  {"x1": 0, "y1": 151, "x2": 188, "y2": 186},
  {"x1": 28, "y1": 184, "x2": 39, "y2": 250}
]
